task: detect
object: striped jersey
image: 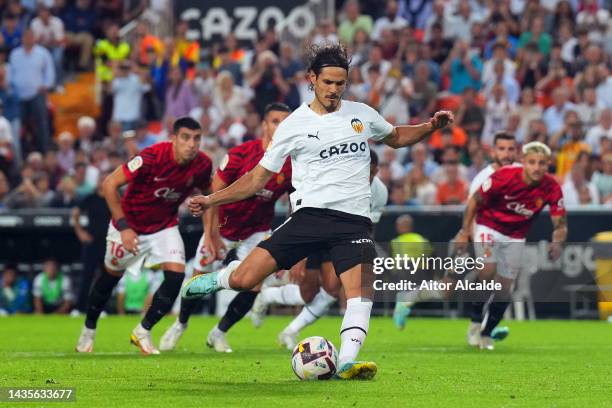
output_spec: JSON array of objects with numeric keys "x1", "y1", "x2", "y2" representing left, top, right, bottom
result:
[
  {"x1": 118, "y1": 141, "x2": 212, "y2": 234},
  {"x1": 217, "y1": 139, "x2": 292, "y2": 241}
]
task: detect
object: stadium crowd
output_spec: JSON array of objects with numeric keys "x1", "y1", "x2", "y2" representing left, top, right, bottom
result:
[{"x1": 0, "y1": 0, "x2": 611, "y2": 211}]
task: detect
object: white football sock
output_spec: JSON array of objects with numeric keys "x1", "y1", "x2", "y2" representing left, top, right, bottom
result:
[
  {"x1": 338, "y1": 297, "x2": 373, "y2": 366},
  {"x1": 217, "y1": 261, "x2": 241, "y2": 290},
  {"x1": 286, "y1": 288, "x2": 336, "y2": 334},
  {"x1": 396, "y1": 288, "x2": 443, "y2": 307},
  {"x1": 260, "y1": 284, "x2": 305, "y2": 306}
]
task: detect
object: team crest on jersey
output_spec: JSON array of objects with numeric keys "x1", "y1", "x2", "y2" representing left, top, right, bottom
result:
[
  {"x1": 276, "y1": 172, "x2": 285, "y2": 184},
  {"x1": 127, "y1": 156, "x2": 143, "y2": 172},
  {"x1": 351, "y1": 118, "x2": 364, "y2": 133},
  {"x1": 219, "y1": 154, "x2": 229, "y2": 171},
  {"x1": 482, "y1": 177, "x2": 492, "y2": 192},
  {"x1": 557, "y1": 198, "x2": 564, "y2": 208},
  {"x1": 535, "y1": 197, "x2": 544, "y2": 209}
]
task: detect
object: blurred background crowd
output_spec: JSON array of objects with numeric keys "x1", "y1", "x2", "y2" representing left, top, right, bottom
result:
[{"x1": 0, "y1": 0, "x2": 611, "y2": 213}]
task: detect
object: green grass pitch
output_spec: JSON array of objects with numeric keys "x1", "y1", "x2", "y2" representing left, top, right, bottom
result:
[{"x1": 1, "y1": 315, "x2": 610, "y2": 407}]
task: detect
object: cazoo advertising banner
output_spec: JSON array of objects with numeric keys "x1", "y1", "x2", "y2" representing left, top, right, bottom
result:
[{"x1": 175, "y1": 0, "x2": 318, "y2": 43}]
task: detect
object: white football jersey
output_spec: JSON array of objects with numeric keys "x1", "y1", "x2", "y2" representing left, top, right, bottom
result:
[
  {"x1": 260, "y1": 101, "x2": 393, "y2": 219},
  {"x1": 469, "y1": 163, "x2": 522, "y2": 197},
  {"x1": 469, "y1": 164, "x2": 496, "y2": 197},
  {"x1": 370, "y1": 176, "x2": 388, "y2": 223}
]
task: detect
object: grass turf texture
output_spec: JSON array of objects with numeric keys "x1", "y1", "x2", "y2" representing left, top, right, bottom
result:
[{"x1": 0, "y1": 316, "x2": 610, "y2": 407}]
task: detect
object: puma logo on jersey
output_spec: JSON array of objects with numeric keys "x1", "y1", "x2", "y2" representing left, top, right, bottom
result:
[
  {"x1": 308, "y1": 131, "x2": 320, "y2": 140},
  {"x1": 319, "y1": 141, "x2": 367, "y2": 159}
]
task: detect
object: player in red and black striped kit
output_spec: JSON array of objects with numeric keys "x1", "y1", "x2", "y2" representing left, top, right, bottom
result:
[
  {"x1": 160, "y1": 103, "x2": 293, "y2": 352},
  {"x1": 76, "y1": 117, "x2": 214, "y2": 355}
]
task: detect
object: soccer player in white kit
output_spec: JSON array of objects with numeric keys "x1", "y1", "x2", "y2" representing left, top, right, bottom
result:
[
  {"x1": 182, "y1": 43, "x2": 453, "y2": 380},
  {"x1": 251, "y1": 150, "x2": 389, "y2": 350}
]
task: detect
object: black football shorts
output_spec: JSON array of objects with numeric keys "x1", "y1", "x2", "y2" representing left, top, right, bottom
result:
[{"x1": 258, "y1": 207, "x2": 377, "y2": 275}]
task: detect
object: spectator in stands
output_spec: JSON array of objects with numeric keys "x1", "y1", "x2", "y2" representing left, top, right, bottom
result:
[
  {"x1": 576, "y1": 87, "x2": 603, "y2": 131},
  {"x1": 516, "y1": 42, "x2": 546, "y2": 89},
  {"x1": 312, "y1": 18, "x2": 338, "y2": 46},
  {"x1": 163, "y1": 66, "x2": 196, "y2": 124},
  {"x1": 9, "y1": 29, "x2": 54, "y2": 154},
  {"x1": 33, "y1": 257, "x2": 73, "y2": 314},
  {"x1": 338, "y1": 0, "x2": 373, "y2": 45},
  {"x1": 583, "y1": 108, "x2": 611, "y2": 155},
  {"x1": 279, "y1": 41, "x2": 303, "y2": 111},
  {"x1": 443, "y1": 40, "x2": 483, "y2": 94},
  {"x1": 404, "y1": 142, "x2": 439, "y2": 178},
  {"x1": 435, "y1": 158, "x2": 468, "y2": 205},
  {"x1": 30, "y1": 3, "x2": 65, "y2": 88},
  {"x1": 71, "y1": 171, "x2": 110, "y2": 313},
  {"x1": 0, "y1": 263, "x2": 31, "y2": 314},
  {"x1": 404, "y1": 165, "x2": 437, "y2": 206},
  {"x1": 6, "y1": 0, "x2": 31, "y2": 32},
  {"x1": 5, "y1": 164, "x2": 39, "y2": 208},
  {"x1": 247, "y1": 50, "x2": 288, "y2": 117},
  {"x1": 73, "y1": 161, "x2": 94, "y2": 198},
  {"x1": 553, "y1": 113, "x2": 592, "y2": 178},
  {"x1": 562, "y1": 159, "x2": 600, "y2": 205},
  {"x1": 482, "y1": 84, "x2": 514, "y2": 146},
  {"x1": 405, "y1": 61, "x2": 437, "y2": 123},
  {"x1": 173, "y1": 20, "x2": 199, "y2": 77},
  {"x1": 74, "y1": 116, "x2": 97, "y2": 155},
  {"x1": 33, "y1": 171, "x2": 53, "y2": 206},
  {"x1": 519, "y1": 15, "x2": 552, "y2": 56},
  {"x1": 93, "y1": 22, "x2": 130, "y2": 83},
  {"x1": 593, "y1": 153, "x2": 612, "y2": 205},
  {"x1": 61, "y1": 0, "x2": 96, "y2": 71},
  {"x1": 133, "y1": 19, "x2": 162, "y2": 66},
  {"x1": 389, "y1": 182, "x2": 408, "y2": 205},
  {"x1": 213, "y1": 70, "x2": 249, "y2": 122},
  {"x1": 432, "y1": 146, "x2": 469, "y2": 183},
  {"x1": 371, "y1": 0, "x2": 407, "y2": 42},
  {"x1": 455, "y1": 87, "x2": 485, "y2": 138},
  {"x1": 1, "y1": 13, "x2": 23, "y2": 53},
  {"x1": 56, "y1": 131, "x2": 75, "y2": 173},
  {"x1": 484, "y1": 59, "x2": 520, "y2": 104},
  {"x1": 111, "y1": 61, "x2": 150, "y2": 131},
  {"x1": 215, "y1": 45, "x2": 243, "y2": 86},
  {"x1": 50, "y1": 175, "x2": 78, "y2": 208},
  {"x1": 543, "y1": 87, "x2": 577, "y2": 135},
  {"x1": 427, "y1": 22, "x2": 453, "y2": 66}
]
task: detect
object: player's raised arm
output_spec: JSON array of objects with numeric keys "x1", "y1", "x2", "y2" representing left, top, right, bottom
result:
[
  {"x1": 383, "y1": 111, "x2": 455, "y2": 148},
  {"x1": 189, "y1": 164, "x2": 274, "y2": 214},
  {"x1": 102, "y1": 165, "x2": 139, "y2": 254}
]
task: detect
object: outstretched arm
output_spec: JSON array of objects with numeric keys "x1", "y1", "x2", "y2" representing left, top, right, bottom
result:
[
  {"x1": 189, "y1": 165, "x2": 274, "y2": 214},
  {"x1": 382, "y1": 111, "x2": 454, "y2": 148}
]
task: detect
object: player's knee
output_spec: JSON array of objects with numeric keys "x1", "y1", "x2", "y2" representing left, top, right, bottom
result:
[{"x1": 229, "y1": 268, "x2": 257, "y2": 291}]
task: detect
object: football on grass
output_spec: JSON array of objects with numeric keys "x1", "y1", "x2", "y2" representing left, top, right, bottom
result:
[{"x1": 291, "y1": 336, "x2": 338, "y2": 380}]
